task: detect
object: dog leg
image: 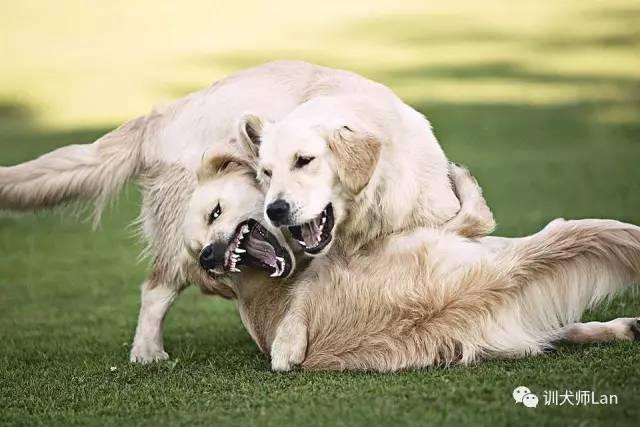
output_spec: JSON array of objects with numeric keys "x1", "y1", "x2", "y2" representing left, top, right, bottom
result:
[
  {"x1": 130, "y1": 279, "x2": 182, "y2": 363},
  {"x1": 271, "y1": 294, "x2": 307, "y2": 372},
  {"x1": 559, "y1": 318, "x2": 640, "y2": 344},
  {"x1": 270, "y1": 311, "x2": 308, "y2": 372}
]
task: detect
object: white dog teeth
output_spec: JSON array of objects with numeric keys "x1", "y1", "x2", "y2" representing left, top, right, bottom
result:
[
  {"x1": 235, "y1": 248, "x2": 246, "y2": 254},
  {"x1": 231, "y1": 267, "x2": 241, "y2": 273},
  {"x1": 297, "y1": 240, "x2": 306, "y2": 247},
  {"x1": 270, "y1": 262, "x2": 284, "y2": 277}
]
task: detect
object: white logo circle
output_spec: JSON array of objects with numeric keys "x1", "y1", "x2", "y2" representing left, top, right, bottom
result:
[{"x1": 513, "y1": 386, "x2": 531, "y2": 403}]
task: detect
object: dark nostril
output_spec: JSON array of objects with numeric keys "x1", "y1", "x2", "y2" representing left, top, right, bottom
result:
[
  {"x1": 266, "y1": 199, "x2": 290, "y2": 223},
  {"x1": 199, "y1": 244, "x2": 216, "y2": 270}
]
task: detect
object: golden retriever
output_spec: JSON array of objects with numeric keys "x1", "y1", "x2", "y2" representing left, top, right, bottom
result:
[
  {"x1": 190, "y1": 153, "x2": 640, "y2": 372},
  {"x1": 241, "y1": 95, "x2": 640, "y2": 371}
]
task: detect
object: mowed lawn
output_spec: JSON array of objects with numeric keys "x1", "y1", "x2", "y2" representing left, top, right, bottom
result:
[{"x1": 1, "y1": 1, "x2": 640, "y2": 426}]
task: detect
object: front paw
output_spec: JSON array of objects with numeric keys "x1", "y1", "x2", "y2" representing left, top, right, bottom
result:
[
  {"x1": 270, "y1": 323, "x2": 307, "y2": 372},
  {"x1": 129, "y1": 342, "x2": 170, "y2": 364}
]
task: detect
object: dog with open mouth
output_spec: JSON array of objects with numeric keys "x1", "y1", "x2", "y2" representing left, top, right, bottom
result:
[
  {"x1": 186, "y1": 154, "x2": 640, "y2": 372},
  {"x1": 184, "y1": 154, "x2": 297, "y2": 283},
  {"x1": 238, "y1": 93, "x2": 462, "y2": 258},
  {"x1": 237, "y1": 94, "x2": 640, "y2": 372},
  {"x1": 183, "y1": 151, "x2": 312, "y2": 351}
]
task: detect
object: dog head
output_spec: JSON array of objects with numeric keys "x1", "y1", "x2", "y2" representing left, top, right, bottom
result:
[
  {"x1": 237, "y1": 105, "x2": 381, "y2": 256},
  {"x1": 183, "y1": 153, "x2": 295, "y2": 281}
]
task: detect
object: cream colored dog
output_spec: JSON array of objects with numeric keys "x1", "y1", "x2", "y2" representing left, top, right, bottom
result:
[
  {"x1": 189, "y1": 153, "x2": 640, "y2": 372},
  {"x1": 240, "y1": 93, "x2": 461, "y2": 256},
  {"x1": 241, "y1": 95, "x2": 640, "y2": 371}
]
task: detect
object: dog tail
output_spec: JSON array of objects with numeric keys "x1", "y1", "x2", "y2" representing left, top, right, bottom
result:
[
  {"x1": 0, "y1": 115, "x2": 149, "y2": 224},
  {"x1": 476, "y1": 218, "x2": 640, "y2": 358},
  {"x1": 445, "y1": 163, "x2": 495, "y2": 237}
]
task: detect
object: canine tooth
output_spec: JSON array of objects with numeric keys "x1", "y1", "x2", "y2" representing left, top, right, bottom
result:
[
  {"x1": 242, "y1": 225, "x2": 250, "y2": 234},
  {"x1": 276, "y1": 256, "x2": 284, "y2": 262},
  {"x1": 231, "y1": 267, "x2": 241, "y2": 272},
  {"x1": 297, "y1": 240, "x2": 306, "y2": 247},
  {"x1": 270, "y1": 263, "x2": 282, "y2": 277},
  {"x1": 321, "y1": 216, "x2": 326, "y2": 225},
  {"x1": 235, "y1": 248, "x2": 246, "y2": 254}
]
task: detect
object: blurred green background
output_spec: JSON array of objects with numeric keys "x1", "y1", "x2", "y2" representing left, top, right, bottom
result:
[{"x1": 1, "y1": 1, "x2": 639, "y2": 425}]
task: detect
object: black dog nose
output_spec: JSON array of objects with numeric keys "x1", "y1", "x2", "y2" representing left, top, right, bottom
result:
[
  {"x1": 266, "y1": 199, "x2": 290, "y2": 225},
  {"x1": 199, "y1": 242, "x2": 227, "y2": 270}
]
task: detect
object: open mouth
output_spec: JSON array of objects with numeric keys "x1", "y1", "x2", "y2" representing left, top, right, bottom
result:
[
  {"x1": 288, "y1": 203, "x2": 335, "y2": 254},
  {"x1": 223, "y1": 219, "x2": 293, "y2": 278}
]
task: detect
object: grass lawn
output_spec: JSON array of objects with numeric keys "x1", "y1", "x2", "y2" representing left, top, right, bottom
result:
[{"x1": 1, "y1": 1, "x2": 639, "y2": 425}]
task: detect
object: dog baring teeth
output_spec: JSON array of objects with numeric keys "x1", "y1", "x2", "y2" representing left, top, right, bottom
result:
[
  {"x1": 224, "y1": 223, "x2": 250, "y2": 272},
  {"x1": 223, "y1": 219, "x2": 293, "y2": 278},
  {"x1": 289, "y1": 203, "x2": 335, "y2": 254}
]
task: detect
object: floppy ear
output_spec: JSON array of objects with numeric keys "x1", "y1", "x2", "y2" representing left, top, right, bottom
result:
[
  {"x1": 237, "y1": 114, "x2": 265, "y2": 159},
  {"x1": 328, "y1": 126, "x2": 381, "y2": 194},
  {"x1": 197, "y1": 153, "x2": 253, "y2": 181}
]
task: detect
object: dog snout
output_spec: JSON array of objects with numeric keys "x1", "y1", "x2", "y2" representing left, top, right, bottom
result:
[
  {"x1": 266, "y1": 199, "x2": 291, "y2": 226},
  {"x1": 199, "y1": 242, "x2": 227, "y2": 271}
]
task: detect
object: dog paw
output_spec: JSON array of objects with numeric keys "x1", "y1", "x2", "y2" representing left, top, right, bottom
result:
[
  {"x1": 270, "y1": 323, "x2": 307, "y2": 372},
  {"x1": 610, "y1": 317, "x2": 640, "y2": 341},
  {"x1": 271, "y1": 342, "x2": 306, "y2": 372},
  {"x1": 129, "y1": 342, "x2": 170, "y2": 364}
]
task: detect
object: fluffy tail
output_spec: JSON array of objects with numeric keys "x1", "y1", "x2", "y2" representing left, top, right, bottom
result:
[
  {"x1": 0, "y1": 115, "x2": 148, "y2": 223},
  {"x1": 444, "y1": 162, "x2": 495, "y2": 238}
]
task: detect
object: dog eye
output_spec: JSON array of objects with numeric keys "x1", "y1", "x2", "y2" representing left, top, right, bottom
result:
[
  {"x1": 208, "y1": 203, "x2": 222, "y2": 224},
  {"x1": 295, "y1": 156, "x2": 315, "y2": 168},
  {"x1": 262, "y1": 169, "x2": 272, "y2": 178}
]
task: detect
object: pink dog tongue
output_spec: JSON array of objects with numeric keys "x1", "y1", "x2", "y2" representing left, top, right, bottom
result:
[{"x1": 245, "y1": 229, "x2": 276, "y2": 266}]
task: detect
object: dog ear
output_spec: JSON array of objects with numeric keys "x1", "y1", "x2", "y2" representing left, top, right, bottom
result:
[
  {"x1": 237, "y1": 114, "x2": 265, "y2": 159},
  {"x1": 328, "y1": 126, "x2": 381, "y2": 194},
  {"x1": 197, "y1": 153, "x2": 252, "y2": 181}
]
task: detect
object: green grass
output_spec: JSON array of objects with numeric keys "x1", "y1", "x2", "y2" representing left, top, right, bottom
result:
[{"x1": 1, "y1": 0, "x2": 640, "y2": 425}]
